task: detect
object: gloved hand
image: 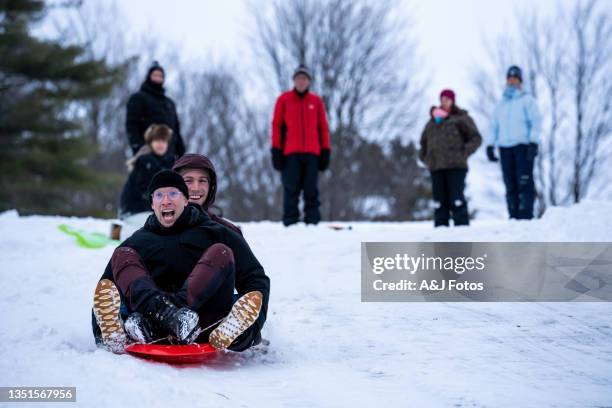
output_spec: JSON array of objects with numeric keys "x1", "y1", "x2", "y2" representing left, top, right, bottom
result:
[
  {"x1": 271, "y1": 148, "x2": 284, "y2": 171},
  {"x1": 318, "y1": 148, "x2": 330, "y2": 171},
  {"x1": 527, "y1": 142, "x2": 538, "y2": 161},
  {"x1": 486, "y1": 145, "x2": 499, "y2": 162}
]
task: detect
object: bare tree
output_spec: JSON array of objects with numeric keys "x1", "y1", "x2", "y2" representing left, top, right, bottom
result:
[
  {"x1": 43, "y1": 0, "x2": 430, "y2": 221},
  {"x1": 174, "y1": 66, "x2": 281, "y2": 220},
  {"x1": 471, "y1": 0, "x2": 611, "y2": 217},
  {"x1": 566, "y1": 0, "x2": 612, "y2": 203},
  {"x1": 250, "y1": 0, "x2": 427, "y2": 220},
  {"x1": 48, "y1": 1, "x2": 187, "y2": 216},
  {"x1": 516, "y1": 10, "x2": 570, "y2": 215},
  {"x1": 52, "y1": 1, "x2": 133, "y2": 151},
  {"x1": 533, "y1": 15, "x2": 567, "y2": 208}
]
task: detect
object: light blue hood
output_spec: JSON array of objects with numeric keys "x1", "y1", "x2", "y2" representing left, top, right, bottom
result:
[{"x1": 489, "y1": 87, "x2": 542, "y2": 147}]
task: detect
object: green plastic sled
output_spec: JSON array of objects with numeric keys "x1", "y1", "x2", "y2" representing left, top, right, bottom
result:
[{"x1": 58, "y1": 224, "x2": 119, "y2": 249}]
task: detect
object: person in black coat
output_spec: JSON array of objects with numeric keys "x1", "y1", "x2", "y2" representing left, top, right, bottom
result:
[
  {"x1": 126, "y1": 61, "x2": 185, "y2": 159},
  {"x1": 93, "y1": 171, "x2": 270, "y2": 352},
  {"x1": 119, "y1": 124, "x2": 175, "y2": 219}
]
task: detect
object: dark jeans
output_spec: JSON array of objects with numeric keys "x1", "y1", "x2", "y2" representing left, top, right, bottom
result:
[
  {"x1": 111, "y1": 244, "x2": 235, "y2": 332},
  {"x1": 499, "y1": 144, "x2": 535, "y2": 220},
  {"x1": 281, "y1": 153, "x2": 320, "y2": 225},
  {"x1": 430, "y1": 169, "x2": 469, "y2": 227}
]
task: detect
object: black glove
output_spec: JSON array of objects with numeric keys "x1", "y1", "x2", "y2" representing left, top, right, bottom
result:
[
  {"x1": 527, "y1": 142, "x2": 538, "y2": 161},
  {"x1": 271, "y1": 148, "x2": 285, "y2": 171},
  {"x1": 318, "y1": 149, "x2": 330, "y2": 171},
  {"x1": 486, "y1": 145, "x2": 499, "y2": 162}
]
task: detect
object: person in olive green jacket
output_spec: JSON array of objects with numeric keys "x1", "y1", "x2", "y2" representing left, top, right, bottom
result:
[{"x1": 419, "y1": 89, "x2": 482, "y2": 227}]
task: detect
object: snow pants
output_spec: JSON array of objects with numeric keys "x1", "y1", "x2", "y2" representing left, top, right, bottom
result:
[
  {"x1": 281, "y1": 153, "x2": 320, "y2": 226},
  {"x1": 111, "y1": 243, "x2": 235, "y2": 332},
  {"x1": 430, "y1": 169, "x2": 469, "y2": 227},
  {"x1": 499, "y1": 144, "x2": 535, "y2": 220}
]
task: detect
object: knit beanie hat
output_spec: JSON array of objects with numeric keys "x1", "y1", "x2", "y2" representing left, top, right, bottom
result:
[
  {"x1": 506, "y1": 65, "x2": 523, "y2": 82},
  {"x1": 146, "y1": 60, "x2": 165, "y2": 79},
  {"x1": 440, "y1": 89, "x2": 456, "y2": 103},
  {"x1": 293, "y1": 64, "x2": 312, "y2": 80},
  {"x1": 148, "y1": 170, "x2": 189, "y2": 203}
]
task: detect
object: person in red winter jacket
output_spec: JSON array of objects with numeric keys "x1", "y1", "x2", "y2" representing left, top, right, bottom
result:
[{"x1": 271, "y1": 64, "x2": 331, "y2": 226}]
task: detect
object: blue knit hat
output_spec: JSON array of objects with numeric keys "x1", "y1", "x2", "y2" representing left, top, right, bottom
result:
[{"x1": 507, "y1": 65, "x2": 523, "y2": 82}]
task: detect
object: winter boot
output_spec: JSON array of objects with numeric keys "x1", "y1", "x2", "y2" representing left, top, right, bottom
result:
[
  {"x1": 145, "y1": 295, "x2": 200, "y2": 344},
  {"x1": 124, "y1": 312, "x2": 155, "y2": 344},
  {"x1": 92, "y1": 279, "x2": 127, "y2": 353},
  {"x1": 209, "y1": 291, "x2": 263, "y2": 350}
]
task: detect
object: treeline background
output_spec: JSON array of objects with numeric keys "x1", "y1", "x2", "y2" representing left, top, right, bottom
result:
[{"x1": 1, "y1": 0, "x2": 610, "y2": 221}]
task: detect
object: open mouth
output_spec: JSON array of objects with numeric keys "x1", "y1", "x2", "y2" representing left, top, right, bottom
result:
[
  {"x1": 189, "y1": 195, "x2": 202, "y2": 201},
  {"x1": 161, "y1": 209, "x2": 175, "y2": 221}
]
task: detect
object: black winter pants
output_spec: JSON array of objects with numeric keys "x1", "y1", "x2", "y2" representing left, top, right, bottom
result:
[
  {"x1": 430, "y1": 169, "x2": 469, "y2": 227},
  {"x1": 111, "y1": 244, "x2": 235, "y2": 332},
  {"x1": 499, "y1": 144, "x2": 535, "y2": 220},
  {"x1": 281, "y1": 153, "x2": 320, "y2": 226}
]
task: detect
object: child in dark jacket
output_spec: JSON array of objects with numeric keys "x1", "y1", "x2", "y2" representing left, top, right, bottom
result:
[{"x1": 119, "y1": 124, "x2": 175, "y2": 218}]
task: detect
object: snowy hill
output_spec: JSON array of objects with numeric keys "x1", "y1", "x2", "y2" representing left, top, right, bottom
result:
[
  {"x1": 1, "y1": 202, "x2": 611, "y2": 407},
  {"x1": 465, "y1": 152, "x2": 508, "y2": 220}
]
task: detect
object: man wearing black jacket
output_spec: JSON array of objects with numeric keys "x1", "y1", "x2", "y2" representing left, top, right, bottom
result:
[
  {"x1": 92, "y1": 170, "x2": 269, "y2": 353},
  {"x1": 126, "y1": 61, "x2": 186, "y2": 159}
]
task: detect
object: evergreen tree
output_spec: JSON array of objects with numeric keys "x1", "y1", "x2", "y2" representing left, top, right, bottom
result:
[{"x1": 0, "y1": 0, "x2": 121, "y2": 214}]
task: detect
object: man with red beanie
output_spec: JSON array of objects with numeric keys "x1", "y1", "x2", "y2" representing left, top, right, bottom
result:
[{"x1": 271, "y1": 64, "x2": 331, "y2": 226}]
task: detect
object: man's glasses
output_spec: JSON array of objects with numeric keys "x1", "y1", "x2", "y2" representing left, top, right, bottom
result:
[{"x1": 152, "y1": 189, "x2": 182, "y2": 203}]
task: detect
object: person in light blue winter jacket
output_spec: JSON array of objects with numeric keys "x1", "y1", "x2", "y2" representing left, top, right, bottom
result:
[{"x1": 486, "y1": 65, "x2": 542, "y2": 220}]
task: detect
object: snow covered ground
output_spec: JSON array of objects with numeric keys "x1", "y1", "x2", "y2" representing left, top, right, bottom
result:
[{"x1": 1, "y1": 201, "x2": 611, "y2": 407}]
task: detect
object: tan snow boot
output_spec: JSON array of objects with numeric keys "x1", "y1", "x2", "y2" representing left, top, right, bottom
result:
[
  {"x1": 93, "y1": 279, "x2": 127, "y2": 354},
  {"x1": 209, "y1": 291, "x2": 263, "y2": 350}
]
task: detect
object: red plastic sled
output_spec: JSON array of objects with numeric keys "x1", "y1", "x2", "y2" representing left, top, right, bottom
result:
[{"x1": 125, "y1": 343, "x2": 219, "y2": 364}]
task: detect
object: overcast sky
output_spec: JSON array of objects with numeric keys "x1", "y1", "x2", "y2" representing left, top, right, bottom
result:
[
  {"x1": 118, "y1": 0, "x2": 572, "y2": 100},
  {"x1": 116, "y1": 0, "x2": 568, "y2": 108}
]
